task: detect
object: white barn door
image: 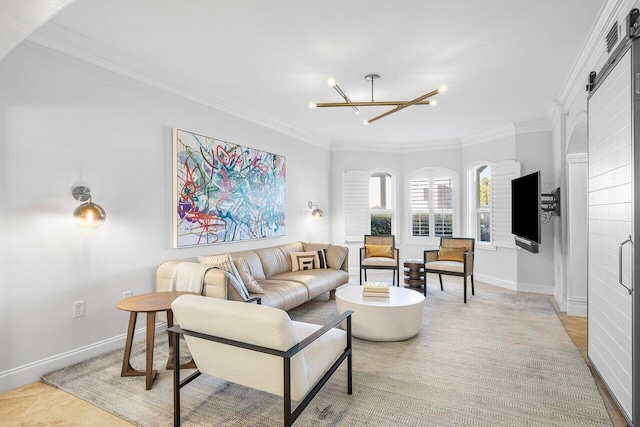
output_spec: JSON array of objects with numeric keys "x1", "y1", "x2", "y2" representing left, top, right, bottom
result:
[{"x1": 587, "y1": 47, "x2": 635, "y2": 423}]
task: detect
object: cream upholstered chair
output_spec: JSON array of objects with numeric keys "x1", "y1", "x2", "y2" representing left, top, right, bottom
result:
[
  {"x1": 169, "y1": 295, "x2": 353, "y2": 427},
  {"x1": 423, "y1": 237, "x2": 475, "y2": 303},
  {"x1": 359, "y1": 235, "x2": 400, "y2": 286}
]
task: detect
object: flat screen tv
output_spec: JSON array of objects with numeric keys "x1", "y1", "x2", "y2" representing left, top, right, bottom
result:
[{"x1": 511, "y1": 171, "x2": 541, "y2": 253}]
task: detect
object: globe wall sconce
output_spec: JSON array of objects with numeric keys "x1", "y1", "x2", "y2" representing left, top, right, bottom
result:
[
  {"x1": 72, "y1": 185, "x2": 106, "y2": 229},
  {"x1": 308, "y1": 201, "x2": 324, "y2": 220}
]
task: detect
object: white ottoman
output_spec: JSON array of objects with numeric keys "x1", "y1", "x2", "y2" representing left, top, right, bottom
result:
[{"x1": 335, "y1": 286, "x2": 425, "y2": 341}]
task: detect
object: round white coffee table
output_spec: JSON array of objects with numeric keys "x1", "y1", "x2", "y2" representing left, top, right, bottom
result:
[{"x1": 335, "y1": 286, "x2": 425, "y2": 341}]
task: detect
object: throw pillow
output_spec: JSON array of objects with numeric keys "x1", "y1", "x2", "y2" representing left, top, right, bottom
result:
[
  {"x1": 316, "y1": 248, "x2": 329, "y2": 269},
  {"x1": 197, "y1": 253, "x2": 249, "y2": 299},
  {"x1": 326, "y1": 244, "x2": 348, "y2": 270},
  {"x1": 302, "y1": 243, "x2": 329, "y2": 269},
  {"x1": 290, "y1": 251, "x2": 319, "y2": 271},
  {"x1": 233, "y1": 257, "x2": 264, "y2": 294},
  {"x1": 437, "y1": 247, "x2": 466, "y2": 262},
  {"x1": 364, "y1": 244, "x2": 394, "y2": 258}
]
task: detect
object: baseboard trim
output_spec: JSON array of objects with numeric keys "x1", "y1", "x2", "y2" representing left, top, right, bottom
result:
[
  {"x1": 517, "y1": 282, "x2": 554, "y2": 295},
  {"x1": 567, "y1": 297, "x2": 587, "y2": 317},
  {"x1": 473, "y1": 273, "x2": 517, "y2": 291},
  {"x1": 0, "y1": 323, "x2": 166, "y2": 393}
]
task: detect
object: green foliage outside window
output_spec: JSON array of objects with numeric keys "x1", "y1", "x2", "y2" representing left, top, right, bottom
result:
[
  {"x1": 371, "y1": 212, "x2": 392, "y2": 235},
  {"x1": 479, "y1": 177, "x2": 490, "y2": 206}
]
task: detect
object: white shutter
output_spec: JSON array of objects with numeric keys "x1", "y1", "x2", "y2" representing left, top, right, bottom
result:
[
  {"x1": 343, "y1": 170, "x2": 370, "y2": 242},
  {"x1": 491, "y1": 160, "x2": 520, "y2": 248}
]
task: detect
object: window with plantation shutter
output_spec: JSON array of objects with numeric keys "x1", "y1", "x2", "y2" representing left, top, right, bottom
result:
[
  {"x1": 491, "y1": 160, "x2": 520, "y2": 248},
  {"x1": 407, "y1": 167, "x2": 458, "y2": 243},
  {"x1": 343, "y1": 170, "x2": 370, "y2": 242}
]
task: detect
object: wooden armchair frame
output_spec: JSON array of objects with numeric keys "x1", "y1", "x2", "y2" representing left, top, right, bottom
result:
[{"x1": 424, "y1": 237, "x2": 475, "y2": 303}]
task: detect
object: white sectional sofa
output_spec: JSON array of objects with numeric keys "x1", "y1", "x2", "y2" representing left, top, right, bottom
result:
[{"x1": 156, "y1": 241, "x2": 349, "y2": 311}]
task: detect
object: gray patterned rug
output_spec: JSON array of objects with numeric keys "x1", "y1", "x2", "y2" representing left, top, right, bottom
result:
[{"x1": 43, "y1": 284, "x2": 612, "y2": 426}]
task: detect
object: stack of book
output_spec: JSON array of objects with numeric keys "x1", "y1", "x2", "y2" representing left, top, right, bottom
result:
[{"x1": 363, "y1": 282, "x2": 390, "y2": 298}]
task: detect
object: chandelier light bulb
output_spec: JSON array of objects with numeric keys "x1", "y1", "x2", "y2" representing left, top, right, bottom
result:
[
  {"x1": 429, "y1": 99, "x2": 438, "y2": 107},
  {"x1": 354, "y1": 110, "x2": 361, "y2": 116},
  {"x1": 308, "y1": 102, "x2": 317, "y2": 109},
  {"x1": 327, "y1": 77, "x2": 337, "y2": 87},
  {"x1": 363, "y1": 120, "x2": 370, "y2": 126},
  {"x1": 437, "y1": 84, "x2": 448, "y2": 94}
]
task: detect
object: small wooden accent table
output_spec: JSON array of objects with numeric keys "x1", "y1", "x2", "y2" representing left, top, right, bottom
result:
[
  {"x1": 116, "y1": 291, "x2": 197, "y2": 390},
  {"x1": 404, "y1": 259, "x2": 426, "y2": 292}
]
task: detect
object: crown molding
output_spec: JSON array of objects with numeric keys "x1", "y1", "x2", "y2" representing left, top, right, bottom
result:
[
  {"x1": 514, "y1": 120, "x2": 552, "y2": 135},
  {"x1": 460, "y1": 124, "x2": 515, "y2": 148},
  {"x1": 331, "y1": 138, "x2": 461, "y2": 153},
  {"x1": 27, "y1": 23, "x2": 333, "y2": 150}
]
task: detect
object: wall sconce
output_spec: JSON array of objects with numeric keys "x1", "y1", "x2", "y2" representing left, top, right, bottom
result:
[
  {"x1": 72, "y1": 186, "x2": 106, "y2": 229},
  {"x1": 308, "y1": 201, "x2": 324, "y2": 220}
]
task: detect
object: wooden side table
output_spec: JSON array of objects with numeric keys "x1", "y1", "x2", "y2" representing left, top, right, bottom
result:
[
  {"x1": 404, "y1": 259, "x2": 426, "y2": 295},
  {"x1": 116, "y1": 291, "x2": 197, "y2": 390}
]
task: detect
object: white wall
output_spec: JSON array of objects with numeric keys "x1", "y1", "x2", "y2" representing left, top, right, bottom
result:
[
  {"x1": 0, "y1": 42, "x2": 332, "y2": 392},
  {"x1": 515, "y1": 131, "x2": 556, "y2": 294}
]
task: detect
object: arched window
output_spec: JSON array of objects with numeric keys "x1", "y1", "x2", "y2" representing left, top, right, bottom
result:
[
  {"x1": 343, "y1": 169, "x2": 397, "y2": 241},
  {"x1": 370, "y1": 172, "x2": 393, "y2": 235},
  {"x1": 468, "y1": 163, "x2": 492, "y2": 243}
]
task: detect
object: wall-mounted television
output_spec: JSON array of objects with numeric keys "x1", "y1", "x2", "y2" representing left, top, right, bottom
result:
[{"x1": 511, "y1": 171, "x2": 541, "y2": 253}]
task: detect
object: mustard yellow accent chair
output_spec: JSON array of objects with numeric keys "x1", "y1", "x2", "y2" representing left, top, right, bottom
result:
[
  {"x1": 359, "y1": 235, "x2": 400, "y2": 286},
  {"x1": 423, "y1": 237, "x2": 475, "y2": 303}
]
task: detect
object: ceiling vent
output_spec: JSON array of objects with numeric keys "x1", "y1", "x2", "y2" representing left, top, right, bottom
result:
[{"x1": 606, "y1": 22, "x2": 619, "y2": 53}]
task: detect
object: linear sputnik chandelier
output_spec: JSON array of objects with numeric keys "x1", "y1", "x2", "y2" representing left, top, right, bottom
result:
[{"x1": 309, "y1": 74, "x2": 447, "y2": 125}]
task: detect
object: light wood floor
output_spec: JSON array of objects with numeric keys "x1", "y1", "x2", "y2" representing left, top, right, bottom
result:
[{"x1": 0, "y1": 281, "x2": 628, "y2": 427}]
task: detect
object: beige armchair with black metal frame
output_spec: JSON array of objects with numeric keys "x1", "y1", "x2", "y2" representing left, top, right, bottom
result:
[
  {"x1": 359, "y1": 235, "x2": 400, "y2": 286},
  {"x1": 423, "y1": 237, "x2": 475, "y2": 303}
]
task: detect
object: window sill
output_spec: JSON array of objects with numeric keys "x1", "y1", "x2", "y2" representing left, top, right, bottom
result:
[{"x1": 476, "y1": 243, "x2": 496, "y2": 251}]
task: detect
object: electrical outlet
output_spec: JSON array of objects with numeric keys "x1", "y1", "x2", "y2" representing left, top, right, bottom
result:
[
  {"x1": 73, "y1": 300, "x2": 85, "y2": 318},
  {"x1": 123, "y1": 291, "x2": 132, "y2": 299}
]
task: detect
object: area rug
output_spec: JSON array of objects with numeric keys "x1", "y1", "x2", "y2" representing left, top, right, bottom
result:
[{"x1": 43, "y1": 285, "x2": 612, "y2": 426}]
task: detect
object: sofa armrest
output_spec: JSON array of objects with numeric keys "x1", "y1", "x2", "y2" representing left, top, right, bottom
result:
[{"x1": 155, "y1": 260, "x2": 182, "y2": 292}]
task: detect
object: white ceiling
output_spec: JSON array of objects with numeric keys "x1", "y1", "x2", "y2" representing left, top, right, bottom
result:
[{"x1": 25, "y1": 0, "x2": 604, "y2": 148}]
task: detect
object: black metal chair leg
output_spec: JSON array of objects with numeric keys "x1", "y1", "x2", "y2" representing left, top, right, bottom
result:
[
  {"x1": 464, "y1": 276, "x2": 467, "y2": 303},
  {"x1": 173, "y1": 331, "x2": 181, "y2": 427},
  {"x1": 359, "y1": 268, "x2": 362, "y2": 286},
  {"x1": 438, "y1": 274, "x2": 443, "y2": 291},
  {"x1": 471, "y1": 274, "x2": 475, "y2": 295}
]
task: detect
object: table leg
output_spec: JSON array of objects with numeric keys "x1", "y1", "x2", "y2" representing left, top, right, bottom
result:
[
  {"x1": 166, "y1": 309, "x2": 197, "y2": 370},
  {"x1": 145, "y1": 312, "x2": 158, "y2": 390},
  {"x1": 121, "y1": 312, "x2": 158, "y2": 390},
  {"x1": 121, "y1": 312, "x2": 137, "y2": 376}
]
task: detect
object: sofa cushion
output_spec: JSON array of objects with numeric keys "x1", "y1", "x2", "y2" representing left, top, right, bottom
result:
[
  {"x1": 302, "y1": 242, "x2": 329, "y2": 252},
  {"x1": 255, "y1": 280, "x2": 310, "y2": 311},
  {"x1": 233, "y1": 257, "x2": 264, "y2": 294},
  {"x1": 271, "y1": 269, "x2": 348, "y2": 300},
  {"x1": 326, "y1": 245, "x2": 348, "y2": 270},
  {"x1": 255, "y1": 247, "x2": 290, "y2": 278},
  {"x1": 228, "y1": 250, "x2": 266, "y2": 281}
]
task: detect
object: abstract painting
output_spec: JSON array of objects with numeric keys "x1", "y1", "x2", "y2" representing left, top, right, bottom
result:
[{"x1": 172, "y1": 128, "x2": 286, "y2": 247}]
